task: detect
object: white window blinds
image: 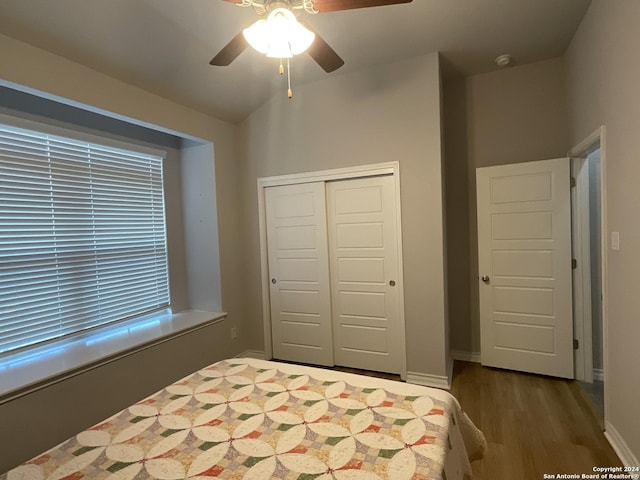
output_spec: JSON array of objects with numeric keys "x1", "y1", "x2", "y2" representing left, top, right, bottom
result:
[{"x1": 0, "y1": 121, "x2": 170, "y2": 356}]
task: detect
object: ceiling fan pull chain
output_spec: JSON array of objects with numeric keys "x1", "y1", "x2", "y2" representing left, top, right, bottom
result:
[{"x1": 287, "y1": 58, "x2": 293, "y2": 99}]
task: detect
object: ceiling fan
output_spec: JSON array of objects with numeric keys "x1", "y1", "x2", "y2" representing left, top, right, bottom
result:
[{"x1": 209, "y1": 0, "x2": 414, "y2": 74}]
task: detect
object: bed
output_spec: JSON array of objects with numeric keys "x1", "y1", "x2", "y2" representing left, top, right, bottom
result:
[{"x1": 2, "y1": 358, "x2": 485, "y2": 480}]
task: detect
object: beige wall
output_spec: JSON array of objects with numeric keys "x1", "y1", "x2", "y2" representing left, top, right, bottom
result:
[
  {"x1": 0, "y1": 34, "x2": 247, "y2": 471},
  {"x1": 238, "y1": 53, "x2": 450, "y2": 378},
  {"x1": 443, "y1": 57, "x2": 570, "y2": 354},
  {"x1": 0, "y1": 34, "x2": 227, "y2": 142},
  {"x1": 443, "y1": 79, "x2": 471, "y2": 353},
  {"x1": 566, "y1": 0, "x2": 640, "y2": 461}
]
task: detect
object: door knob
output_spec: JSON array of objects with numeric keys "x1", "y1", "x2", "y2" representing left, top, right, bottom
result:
[
  {"x1": 271, "y1": 278, "x2": 277, "y2": 284},
  {"x1": 481, "y1": 275, "x2": 490, "y2": 284},
  {"x1": 389, "y1": 280, "x2": 396, "y2": 287}
]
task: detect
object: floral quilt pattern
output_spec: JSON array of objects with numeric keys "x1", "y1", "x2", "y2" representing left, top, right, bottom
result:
[{"x1": 3, "y1": 359, "x2": 473, "y2": 480}]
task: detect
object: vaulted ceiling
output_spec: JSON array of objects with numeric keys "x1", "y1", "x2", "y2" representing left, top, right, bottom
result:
[{"x1": 0, "y1": 0, "x2": 591, "y2": 123}]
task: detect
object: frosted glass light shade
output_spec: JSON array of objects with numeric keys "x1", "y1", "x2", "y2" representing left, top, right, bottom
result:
[
  {"x1": 242, "y1": 7, "x2": 315, "y2": 59},
  {"x1": 284, "y1": 19, "x2": 315, "y2": 56},
  {"x1": 243, "y1": 19, "x2": 269, "y2": 54}
]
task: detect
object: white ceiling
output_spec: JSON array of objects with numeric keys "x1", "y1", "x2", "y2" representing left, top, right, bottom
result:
[{"x1": 0, "y1": 0, "x2": 591, "y2": 123}]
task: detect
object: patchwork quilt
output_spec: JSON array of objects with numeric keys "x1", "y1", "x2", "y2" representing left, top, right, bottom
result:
[{"x1": 2, "y1": 358, "x2": 484, "y2": 480}]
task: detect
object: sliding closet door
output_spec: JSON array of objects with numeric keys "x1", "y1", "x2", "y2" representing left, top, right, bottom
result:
[
  {"x1": 265, "y1": 182, "x2": 334, "y2": 366},
  {"x1": 326, "y1": 175, "x2": 402, "y2": 374}
]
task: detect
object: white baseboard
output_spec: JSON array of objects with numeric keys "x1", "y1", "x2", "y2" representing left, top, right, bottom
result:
[
  {"x1": 593, "y1": 368, "x2": 604, "y2": 381},
  {"x1": 604, "y1": 421, "x2": 639, "y2": 467},
  {"x1": 235, "y1": 350, "x2": 266, "y2": 359},
  {"x1": 451, "y1": 350, "x2": 481, "y2": 363},
  {"x1": 407, "y1": 369, "x2": 451, "y2": 390}
]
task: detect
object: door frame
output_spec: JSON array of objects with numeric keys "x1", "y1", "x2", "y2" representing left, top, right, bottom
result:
[
  {"x1": 257, "y1": 161, "x2": 407, "y2": 379},
  {"x1": 568, "y1": 127, "x2": 608, "y2": 418},
  {"x1": 571, "y1": 156, "x2": 593, "y2": 383}
]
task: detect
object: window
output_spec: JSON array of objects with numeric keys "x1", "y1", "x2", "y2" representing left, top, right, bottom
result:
[{"x1": 0, "y1": 118, "x2": 170, "y2": 357}]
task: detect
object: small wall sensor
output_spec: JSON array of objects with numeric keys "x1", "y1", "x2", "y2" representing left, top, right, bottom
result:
[{"x1": 495, "y1": 54, "x2": 513, "y2": 67}]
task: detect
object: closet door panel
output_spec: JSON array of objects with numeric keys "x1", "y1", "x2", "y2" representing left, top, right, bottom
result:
[
  {"x1": 326, "y1": 175, "x2": 402, "y2": 374},
  {"x1": 265, "y1": 182, "x2": 333, "y2": 366}
]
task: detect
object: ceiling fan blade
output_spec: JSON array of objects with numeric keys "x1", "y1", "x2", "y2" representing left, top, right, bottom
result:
[
  {"x1": 311, "y1": 0, "x2": 412, "y2": 13},
  {"x1": 209, "y1": 32, "x2": 248, "y2": 66},
  {"x1": 301, "y1": 23, "x2": 344, "y2": 73}
]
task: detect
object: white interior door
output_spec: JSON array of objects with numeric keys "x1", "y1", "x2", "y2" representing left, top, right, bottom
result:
[
  {"x1": 326, "y1": 175, "x2": 402, "y2": 374},
  {"x1": 265, "y1": 182, "x2": 333, "y2": 366},
  {"x1": 476, "y1": 158, "x2": 573, "y2": 378}
]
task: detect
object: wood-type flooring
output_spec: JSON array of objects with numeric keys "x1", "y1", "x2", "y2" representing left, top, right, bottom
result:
[{"x1": 450, "y1": 361, "x2": 621, "y2": 479}]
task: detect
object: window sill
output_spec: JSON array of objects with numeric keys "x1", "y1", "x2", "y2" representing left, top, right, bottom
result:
[{"x1": 0, "y1": 310, "x2": 227, "y2": 403}]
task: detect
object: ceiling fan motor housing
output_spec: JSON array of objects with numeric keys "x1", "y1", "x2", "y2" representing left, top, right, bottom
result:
[
  {"x1": 246, "y1": 0, "x2": 318, "y2": 16},
  {"x1": 269, "y1": 1, "x2": 294, "y2": 10}
]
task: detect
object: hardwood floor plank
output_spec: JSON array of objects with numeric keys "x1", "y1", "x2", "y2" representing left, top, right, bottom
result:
[{"x1": 450, "y1": 361, "x2": 622, "y2": 479}]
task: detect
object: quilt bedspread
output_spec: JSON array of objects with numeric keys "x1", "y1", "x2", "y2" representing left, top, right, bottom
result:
[{"x1": 2, "y1": 358, "x2": 483, "y2": 480}]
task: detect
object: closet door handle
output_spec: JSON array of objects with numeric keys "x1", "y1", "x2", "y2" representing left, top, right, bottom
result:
[
  {"x1": 271, "y1": 278, "x2": 277, "y2": 284},
  {"x1": 389, "y1": 280, "x2": 396, "y2": 287}
]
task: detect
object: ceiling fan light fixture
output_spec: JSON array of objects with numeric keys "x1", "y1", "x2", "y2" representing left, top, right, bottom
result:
[
  {"x1": 242, "y1": 7, "x2": 315, "y2": 59},
  {"x1": 282, "y1": 16, "x2": 315, "y2": 56},
  {"x1": 242, "y1": 19, "x2": 269, "y2": 54},
  {"x1": 295, "y1": 23, "x2": 315, "y2": 54}
]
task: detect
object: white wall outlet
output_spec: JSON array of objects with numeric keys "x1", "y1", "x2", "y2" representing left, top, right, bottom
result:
[
  {"x1": 611, "y1": 231, "x2": 620, "y2": 251},
  {"x1": 230, "y1": 327, "x2": 237, "y2": 339}
]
